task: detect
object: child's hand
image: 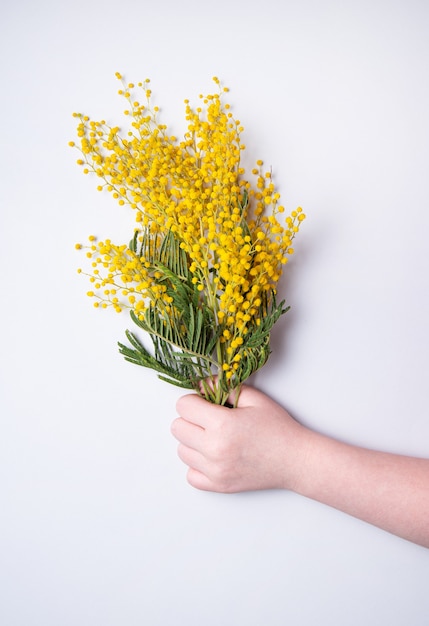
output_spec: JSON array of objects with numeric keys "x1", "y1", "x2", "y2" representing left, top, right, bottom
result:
[
  {"x1": 172, "y1": 384, "x2": 429, "y2": 547},
  {"x1": 171, "y1": 385, "x2": 309, "y2": 493}
]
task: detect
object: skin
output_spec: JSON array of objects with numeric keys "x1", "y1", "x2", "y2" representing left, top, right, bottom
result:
[{"x1": 171, "y1": 385, "x2": 429, "y2": 548}]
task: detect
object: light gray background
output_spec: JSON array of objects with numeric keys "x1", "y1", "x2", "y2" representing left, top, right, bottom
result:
[{"x1": 1, "y1": 1, "x2": 428, "y2": 624}]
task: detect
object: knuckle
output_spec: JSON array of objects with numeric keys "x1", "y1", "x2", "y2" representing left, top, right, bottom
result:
[
  {"x1": 206, "y1": 439, "x2": 229, "y2": 461},
  {"x1": 209, "y1": 464, "x2": 236, "y2": 493}
]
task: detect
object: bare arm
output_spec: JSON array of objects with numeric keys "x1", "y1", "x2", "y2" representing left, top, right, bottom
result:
[
  {"x1": 296, "y1": 429, "x2": 429, "y2": 547},
  {"x1": 171, "y1": 385, "x2": 429, "y2": 548}
]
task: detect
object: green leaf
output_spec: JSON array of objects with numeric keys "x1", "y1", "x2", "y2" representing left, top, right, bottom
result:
[
  {"x1": 118, "y1": 331, "x2": 198, "y2": 389},
  {"x1": 129, "y1": 230, "x2": 138, "y2": 253}
]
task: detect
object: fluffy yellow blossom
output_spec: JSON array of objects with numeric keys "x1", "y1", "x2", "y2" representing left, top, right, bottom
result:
[{"x1": 73, "y1": 74, "x2": 305, "y2": 405}]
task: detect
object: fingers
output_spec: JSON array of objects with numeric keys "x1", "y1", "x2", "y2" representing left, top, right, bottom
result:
[
  {"x1": 177, "y1": 443, "x2": 205, "y2": 472},
  {"x1": 173, "y1": 440, "x2": 216, "y2": 491},
  {"x1": 171, "y1": 417, "x2": 205, "y2": 451},
  {"x1": 175, "y1": 383, "x2": 272, "y2": 426},
  {"x1": 186, "y1": 468, "x2": 219, "y2": 492},
  {"x1": 186, "y1": 467, "x2": 239, "y2": 493},
  {"x1": 175, "y1": 392, "x2": 228, "y2": 427}
]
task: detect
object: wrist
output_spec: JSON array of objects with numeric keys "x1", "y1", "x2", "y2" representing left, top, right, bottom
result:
[{"x1": 276, "y1": 421, "x2": 315, "y2": 493}]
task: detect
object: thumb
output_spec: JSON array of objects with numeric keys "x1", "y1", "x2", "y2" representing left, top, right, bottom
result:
[{"x1": 232, "y1": 384, "x2": 272, "y2": 408}]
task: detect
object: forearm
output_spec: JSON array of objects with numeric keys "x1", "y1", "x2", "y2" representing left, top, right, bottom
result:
[{"x1": 294, "y1": 430, "x2": 429, "y2": 548}]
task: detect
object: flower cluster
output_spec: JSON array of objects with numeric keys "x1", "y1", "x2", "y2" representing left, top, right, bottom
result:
[{"x1": 73, "y1": 74, "x2": 304, "y2": 405}]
